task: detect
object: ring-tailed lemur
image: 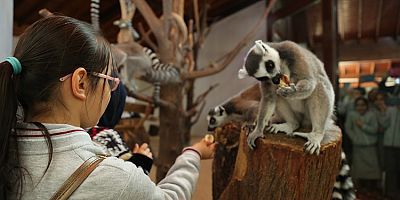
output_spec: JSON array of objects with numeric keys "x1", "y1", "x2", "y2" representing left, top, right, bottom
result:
[
  {"x1": 90, "y1": 0, "x2": 100, "y2": 31},
  {"x1": 91, "y1": 0, "x2": 180, "y2": 104},
  {"x1": 207, "y1": 92, "x2": 355, "y2": 200},
  {"x1": 239, "y1": 40, "x2": 335, "y2": 155},
  {"x1": 207, "y1": 84, "x2": 260, "y2": 131}
]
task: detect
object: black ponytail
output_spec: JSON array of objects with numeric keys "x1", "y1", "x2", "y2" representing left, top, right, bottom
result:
[{"x1": 0, "y1": 61, "x2": 21, "y2": 199}]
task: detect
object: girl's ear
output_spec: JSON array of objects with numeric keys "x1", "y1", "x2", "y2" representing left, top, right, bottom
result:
[{"x1": 71, "y1": 67, "x2": 88, "y2": 100}]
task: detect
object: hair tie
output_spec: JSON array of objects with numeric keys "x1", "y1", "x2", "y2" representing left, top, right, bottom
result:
[{"x1": 4, "y1": 57, "x2": 22, "y2": 75}]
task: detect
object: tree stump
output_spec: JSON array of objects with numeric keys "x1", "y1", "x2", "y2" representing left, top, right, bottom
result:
[
  {"x1": 212, "y1": 122, "x2": 242, "y2": 200},
  {"x1": 213, "y1": 124, "x2": 342, "y2": 200}
]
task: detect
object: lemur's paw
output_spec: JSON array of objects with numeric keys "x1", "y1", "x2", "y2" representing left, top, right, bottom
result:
[
  {"x1": 276, "y1": 83, "x2": 296, "y2": 97},
  {"x1": 247, "y1": 129, "x2": 264, "y2": 150},
  {"x1": 243, "y1": 124, "x2": 256, "y2": 134},
  {"x1": 293, "y1": 132, "x2": 323, "y2": 155},
  {"x1": 267, "y1": 123, "x2": 296, "y2": 135}
]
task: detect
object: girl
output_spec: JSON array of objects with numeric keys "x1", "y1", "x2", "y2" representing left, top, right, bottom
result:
[
  {"x1": 345, "y1": 97, "x2": 380, "y2": 191},
  {"x1": 0, "y1": 16, "x2": 215, "y2": 200}
]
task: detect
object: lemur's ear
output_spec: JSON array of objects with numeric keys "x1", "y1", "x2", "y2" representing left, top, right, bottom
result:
[
  {"x1": 218, "y1": 106, "x2": 225, "y2": 115},
  {"x1": 255, "y1": 40, "x2": 267, "y2": 55},
  {"x1": 238, "y1": 67, "x2": 249, "y2": 79}
]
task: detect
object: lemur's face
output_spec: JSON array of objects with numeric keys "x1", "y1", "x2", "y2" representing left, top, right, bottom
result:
[
  {"x1": 207, "y1": 106, "x2": 227, "y2": 131},
  {"x1": 238, "y1": 40, "x2": 281, "y2": 84}
]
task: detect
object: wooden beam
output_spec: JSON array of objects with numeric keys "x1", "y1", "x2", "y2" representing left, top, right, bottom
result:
[
  {"x1": 270, "y1": 0, "x2": 320, "y2": 21},
  {"x1": 267, "y1": 0, "x2": 320, "y2": 41},
  {"x1": 357, "y1": 0, "x2": 363, "y2": 42},
  {"x1": 322, "y1": 0, "x2": 338, "y2": 98},
  {"x1": 396, "y1": 0, "x2": 400, "y2": 41},
  {"x1": 375, "y1": 0, "x2": 383, "y2": 40}
]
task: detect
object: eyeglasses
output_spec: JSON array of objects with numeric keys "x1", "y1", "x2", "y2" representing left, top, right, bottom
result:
[{"x1": 59, "y1": 72, "x2": 120, "y2": 92}]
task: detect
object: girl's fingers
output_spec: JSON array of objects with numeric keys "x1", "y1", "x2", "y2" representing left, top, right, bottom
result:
[
  {"x1": 140, "y1": 143, "x2": 149, "y2": 150},
  {"x1": 133, "y1": 144, "x2": 139, "y2": 153}
]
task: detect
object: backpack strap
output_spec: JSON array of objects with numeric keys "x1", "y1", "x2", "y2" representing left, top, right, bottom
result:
[{"x1": 50, "y1": 155, "x2": 107, "y2": 200}]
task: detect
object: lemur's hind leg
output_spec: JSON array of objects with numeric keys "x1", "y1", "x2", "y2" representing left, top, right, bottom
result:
[
  {"x1": 267, "y1": 98, "x2": 299, "y2": 135},
  {"x1": 293, "y1": 85, "x2": 333, "y2": 155}
]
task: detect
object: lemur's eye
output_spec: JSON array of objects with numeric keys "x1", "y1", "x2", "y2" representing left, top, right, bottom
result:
[{"x1": 265, "y1": 60, "x2": 275, "y2": 73}]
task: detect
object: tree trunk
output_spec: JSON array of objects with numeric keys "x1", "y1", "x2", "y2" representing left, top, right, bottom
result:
[
  {"x1": 212, "y1": 122, "x2": 241, "y2": 200},
  {"x1": 214, "y1": 125, "x2": 342, "y2": 200},
  {"x1": 156, "y1": 83, "x2": 187, "y2": 182}
]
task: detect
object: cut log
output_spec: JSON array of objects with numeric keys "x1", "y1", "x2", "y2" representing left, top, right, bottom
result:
[
  {"x1": 213, "y1": 123, "x2": 342, "y2": 200},
  {"x1": 212, "y1": 122, "x2": 242, "y2": 200}
]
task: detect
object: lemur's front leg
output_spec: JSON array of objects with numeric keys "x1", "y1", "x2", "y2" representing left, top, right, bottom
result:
[
  {"x1": 276, "y1": 79, "x2": 316, "y2": 100},
  {"x1": 247, "y1": 96, "x2": 276, "y2": 150}
]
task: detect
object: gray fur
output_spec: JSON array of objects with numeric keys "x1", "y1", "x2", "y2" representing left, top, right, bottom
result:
[{"x1": 240, "y1": 40, "x2": 335, "y2": 155}]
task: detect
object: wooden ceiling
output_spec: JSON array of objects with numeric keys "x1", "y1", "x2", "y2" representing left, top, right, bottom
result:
[
  {"x1": 13, "y1": 0, "x2": 260, "y2": 43},
  {"x1": 13, "y1": 0, "x2": 400, "y2": 57}
]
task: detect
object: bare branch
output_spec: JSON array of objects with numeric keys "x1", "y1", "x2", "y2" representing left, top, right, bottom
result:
[
  {"x1": 190, "y1": 101, "x2": 205, "y2": 126},
  {"x1": 187, "y1": 20, "x2": 195, "y2": 72},
  {"x1": 163, "y1": 0, "x2": 173, "y2": 34},
  {"x1": 171, "y1": 13, "x2": 188, "y2": 43},
  {"x1": 124, "y1": 85, "x2": 175, "y2": 109},
  {"x1": 182, "y1": 0, "x2": 277, "y2": 80},
  {"x1": 193, "y1": 83, "x2": 219, "y2": 107},
  {"x1": 38, "y1": 8, "x2": 54, "y2": 17},
  {"x1": 137, "y1": 23, "x2": 158, "y2": 51},
  {"x1": 193, "y1": 0, "x2": 201, "y2": 39},
  {"x1": 174, "y1": 0, "x2": 185, "y2": 16},
  {"x1": 184, "y1": 83, "x2": 217, "y2": 118},
  {"x1": 132, "y1": 0, "x2": 163, "y2": 39}
]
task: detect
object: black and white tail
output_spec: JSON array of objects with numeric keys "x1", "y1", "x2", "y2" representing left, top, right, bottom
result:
[
  {"x1": 91, "y1": 0, "x2": 100, "y2": 31},
  {"x1": 332, "y1": 151, "x2": 356, "y2": 200},
  {"x1": 141, "y1": 47, "x2": 181, "y2": 84}
]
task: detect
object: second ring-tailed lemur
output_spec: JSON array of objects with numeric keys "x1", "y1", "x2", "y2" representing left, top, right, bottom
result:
[{"x1": 238, "y1": 40, "x2": 335, "y2": 155}]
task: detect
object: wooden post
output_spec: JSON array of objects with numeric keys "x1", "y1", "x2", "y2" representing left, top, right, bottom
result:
[{"x1": 213, "y1": 123, "x2": 342, "y2": 200}]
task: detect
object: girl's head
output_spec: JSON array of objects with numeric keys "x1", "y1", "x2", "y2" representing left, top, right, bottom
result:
[
  {"x1": 354, "y1": 97, "x2": 369, "y2": 115},
  {"x1": 0, "y1": 15, "x2": 117, "y2": 197},
  {"x1": 12, "y1": 15, "x2": 116, "y2": 126}
]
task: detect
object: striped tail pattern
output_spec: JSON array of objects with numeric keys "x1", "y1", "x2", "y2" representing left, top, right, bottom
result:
[
  {"x1": 90, "y1": 0, "x2": 100, "y2": 31},
  {"x1": 332, "y1": 151, "x2": 356, "y2": 200},
  {"x1": 141, "y1": 47, "x2": 181, "y2": 84}
]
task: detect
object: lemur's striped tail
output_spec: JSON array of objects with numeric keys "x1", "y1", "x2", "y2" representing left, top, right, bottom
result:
[
  {"x1": 91, "y1": 0, "x2": 100, "y2": 31},
  {"x1": 141, "y1": 47, "x2": 181, "y2": 84}
]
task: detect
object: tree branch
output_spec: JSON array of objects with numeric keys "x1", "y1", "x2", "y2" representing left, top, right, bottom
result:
[
  {"x1": 190, "y1": 101, "x2": 205, "y2": 126},
  {"x1": 132, "y1": 0, "x2": 164, "y2": 39},
  {"x1": 124, "y1": 85, "x2": 175, "y2": 109},
  {"x1": 38, "y1": 8, "x2": 54, "y2": 17},
  {"x1": 137, "y1": 22, "x2": 158, "y2": 51},
  {"x1": 182, "y1": 0, "x2": 277, "y2": 80}
]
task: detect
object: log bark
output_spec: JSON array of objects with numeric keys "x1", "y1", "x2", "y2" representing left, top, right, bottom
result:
[
  {"x1": 212, "y1": 123, "x2": 242, "y2": 200},
  {"x1": 213, "y1": 124, "x2": 342, "y2": 200}
]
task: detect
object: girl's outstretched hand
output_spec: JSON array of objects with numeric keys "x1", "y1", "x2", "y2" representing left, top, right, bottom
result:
[{"x1": 189, "y1": 138, "x2": 217, "y2": 160}]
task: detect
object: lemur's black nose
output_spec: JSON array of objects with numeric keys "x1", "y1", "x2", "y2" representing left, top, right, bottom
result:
[
  {"x1": 209, "y1": 118, "x2": 216, "y2": 125},
  {"x1": 272, "y1": 73, "x2": 282, "y2": 85},
  {"x1": 208, "y1": 126, "x2": 216, "y2": 132}
]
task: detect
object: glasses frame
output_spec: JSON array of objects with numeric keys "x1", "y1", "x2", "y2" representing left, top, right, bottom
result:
[{"x1": 59, "y1": 72, "x2": 120, "y2": 92}]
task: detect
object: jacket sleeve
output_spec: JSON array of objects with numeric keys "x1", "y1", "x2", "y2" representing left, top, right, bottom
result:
[{"x1": 119, "y1": 150, "x2": 201, "y2": 200}]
